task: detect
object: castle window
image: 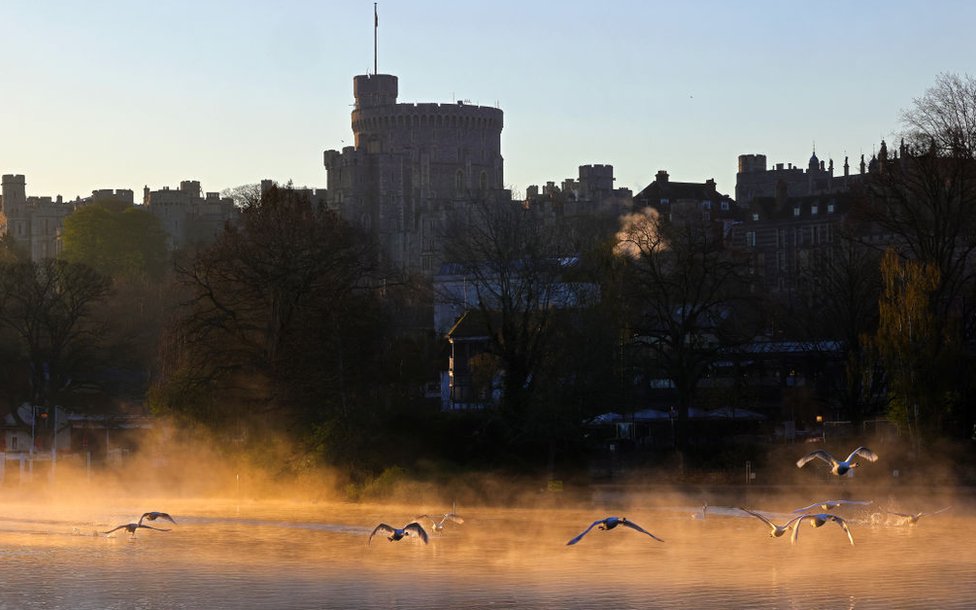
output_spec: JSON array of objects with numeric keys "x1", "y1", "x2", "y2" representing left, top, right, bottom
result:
[
  {"x1": 746, "y1": 231, "x2": 757, "y2": 247},
  {"x1": 811, "y1": 205, "x2": 819, "y2": 215},
  {"x1": 721, "y1": 201, "x2": 730, "y2": 211},
  {"x1": 827, "y1": 203, "x2": 835, "y2": 213},
  {"x1": 480, "y1": 171, "x2": 488, "y2": 191},
  {"x1": 660, "y1": 198, "x2": 669, "y2": 206},
  {"x1": 793, "y1": 207, "x2": 801, "y2": 217},
  {"x1": 752, "y1": 212, "x2": 759, "y2": 221},
  {"x1": 703, "y1": 200, "x2": 712, "y2": 209},
  {"x1": 455, "y1": 170, "x2": 465, "y2": 192}
]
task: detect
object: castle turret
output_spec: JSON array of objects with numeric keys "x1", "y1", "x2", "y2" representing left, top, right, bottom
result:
[
  {"x1": 1, "y1": 174, "x2": 27, "y2": 216},
  {"x1": 353, "y1": 74, "x2": 398, "y2": 109},
  {"x1": 738, "y1": 154, "x2": 767, "y2": 174}
]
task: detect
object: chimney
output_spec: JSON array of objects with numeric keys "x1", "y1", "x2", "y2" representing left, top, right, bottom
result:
[{"x1": 656, "y1": 170, "x2": 669, "y2": 184}]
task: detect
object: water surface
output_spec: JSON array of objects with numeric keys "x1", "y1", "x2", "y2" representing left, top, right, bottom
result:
[{"x1": 0, "y1": 492, "x2": 969, "y2": 609}]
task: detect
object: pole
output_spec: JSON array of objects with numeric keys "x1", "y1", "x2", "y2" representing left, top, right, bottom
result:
[
  {"x1": 373, "y1": 3, "x2": 378, "y2": 75},
  {"x1": 50, "y1": 406, "x2": 57, "y2": 481}
]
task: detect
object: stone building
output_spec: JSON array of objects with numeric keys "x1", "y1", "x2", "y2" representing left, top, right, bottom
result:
[
  {"x1": 323, "y1": 73, "x2": 509, "y2": 277},
  {"x1": 142, "y1": 180, "x2": 238, "y2": 250},
  {"x1": 633, "y1": 170, "x2": 741, "y2": 240},
  {"x1": 0, "y1": 174, "x2": 76, "y2": 261},
  {"x1": 735, "y1": 150, "x2": 865, "y2": 206},
  {"x1": 524, "y1": 164, "x2": 633, "y2": 221}
]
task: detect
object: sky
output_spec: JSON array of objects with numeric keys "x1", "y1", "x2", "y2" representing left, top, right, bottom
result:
[{"x1": 3, "y1": 0, "x2": 975, "y2": 201}]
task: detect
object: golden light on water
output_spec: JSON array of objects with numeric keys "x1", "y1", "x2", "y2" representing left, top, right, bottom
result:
[
  {"x1": 0, "y1": 461, "x2": 972, "y2": 609},
  {"x1": 0, "y1": 425, "x2": 968, "y2": 608}
]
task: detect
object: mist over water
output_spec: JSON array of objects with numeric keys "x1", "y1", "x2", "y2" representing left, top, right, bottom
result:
[{"x1": 0, "y1": 445, "x2": 973, "y2": 610}]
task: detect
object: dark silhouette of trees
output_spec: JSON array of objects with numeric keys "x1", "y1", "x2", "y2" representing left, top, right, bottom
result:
[
  {"x1": 0, "y1": 259, "x2": 112, "y2": 412},
  {"x1": 151, "y1": 184, "x2": 386, "y2": 453},
  {"x1": 855, "y1": 73, "x2": 976, "y2": 437},
  {"x1": 789, "y1": 228, "x2": 885, "y2": 425},
  {"x1": 616, "y1": 207, "x2": 757, "y2": 452},
  {"x1": 440, "y1": 199, "x2": 607, "y2": 466}
]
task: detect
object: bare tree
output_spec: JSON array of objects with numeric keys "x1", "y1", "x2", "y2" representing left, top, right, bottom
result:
[
  {"x1": 0, "y1": 259, "x2": 112, "y2": 410},
  {"x1": 617, "y1": 207, "x2": 757, "y2": 451},
  {"x1": 442, "y1": 199, "x2": 583, "y2": 422}
]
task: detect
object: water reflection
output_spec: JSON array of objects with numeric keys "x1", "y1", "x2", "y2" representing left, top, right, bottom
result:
[{"x1": 0, "y1": 494, "x2": 970, "y2": 609}]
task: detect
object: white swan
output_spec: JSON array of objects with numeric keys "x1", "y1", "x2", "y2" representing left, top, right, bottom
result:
[
  {"x1": 368, "y1": 522, "x2": 429, "y2": 545},
  {"x1": 566, "y1": 517, "x2": 663, "y2": 545},
  {"x1": 414, "y1": 512, "x2": 464, "y2": 532},
  {"x1": 739, "y1": 507, "x2": 804, "y2": 538},
  {"x1": 883, "y1": 506, "x2": 951, "y2": 525},
  {"x1": 792, "y1": 500, "x2": 872, "y2": 514},
  {"x1": 796, "y1": 447, "x2": 878, "y2": 476},
  {"x1": 791, "y1": 513, "x2": 855, "y2": 545}
]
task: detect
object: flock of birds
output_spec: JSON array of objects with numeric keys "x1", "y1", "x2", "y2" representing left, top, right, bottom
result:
[
  {"x1": 95, "y1": 446, "x2": 952, "y2": 548},
  {"x1": 367, "y1": 446, "x2": 949, "y2": 548},
  {"x1": 101, "y1": 511, "x2": 177, "y2": 537}
]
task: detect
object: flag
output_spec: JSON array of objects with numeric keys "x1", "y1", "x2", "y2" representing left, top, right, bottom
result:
[{"x1": 375, "y1": 4, "x2": 378, "y2": 27}]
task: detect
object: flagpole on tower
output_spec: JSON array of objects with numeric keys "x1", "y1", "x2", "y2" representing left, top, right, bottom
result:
[{"x1": 373, "y1": 3, "x2": 378, "y2": 75}]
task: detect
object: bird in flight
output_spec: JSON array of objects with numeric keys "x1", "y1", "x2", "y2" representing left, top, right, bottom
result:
[
  {"x1": 796, "y1": 447, "x2": 878, "y2": 476},
  {"x1": 566, "y1": 517, "x2": 663, "y2": 545},
  {"x1": 368, "y1": 522, "x2": 429, "y2": 545},
  {"x1": 883, "y1": 506, "x2": 951, "y2": 525},
  {"x1": 739, "y1": 507, "x2": 804, "y2": 538},
  {"x1": 792, "y1": 500, "x2": 872, "y2": 514},
  {"x1": 138, "y1": 512, "x2": 177, "y2": 526},
  {"x1": 791, "y1": 513, "x2": 855, "y2": 545},
  {"x1": 101, "y1": 523, "x2": 171, "y2": 537},
  {"x1": 414, "y1": 512, "x2": 464, "y2": 532}
]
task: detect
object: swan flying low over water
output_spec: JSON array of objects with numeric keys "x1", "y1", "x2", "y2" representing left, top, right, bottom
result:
[
  {"x1": 792, "y1": 500, "x2": 872, "y2": 514},
  {"x1": 791, "y1": 513, "x2": 855, "y2": 545},
  {"x1": 139, "y1": 512, "x2": 177, "y2": 526},
  {"x1": 101, "y1": 523, "x2": 171, "y2": 537},
  {"x1": 796, "y1": 447, "x2": 879, "y2": 476},
  {"x1": 368, "y1": 522, "x2": 429, "y2": 545},
  {"x1": 738, "y1": 507, "x2": 804, "y2": 538},
  {"x1": 566, "y1": 517, "x2": 663, "y2": 545},
  {"x1": 883, "y1": 506, "x2": 951, "y2": 525},
  {"x1": 414, "y1": 512, "x2": 464, "y2": 532}
]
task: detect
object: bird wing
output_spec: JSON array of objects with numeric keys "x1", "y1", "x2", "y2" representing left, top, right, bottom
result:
[
  {"x1": 155, "y1": 512, "x2": 177, "y2": 524},
  {"x1": 846, "y1": 447, "x2": 879, "y2": 463},
  {"x1": 445, "y1": 513, "x2": 464, "y2": 524},
  {"x1": 101, "y1": 525, "x2": 126, "y2": 535},
  {"x1": 831, "y1": 516, "x2": 855, "y2": 545},
  {"x1": 566, "y1": 519, "x2": 604, "y2": 545},
  {"x1": 882, "y1": 507, "x2": 911, "y2": 518},
  {"x1": 368, "y1": 523, "x2": 395, "y2": 545},
  {"x1": 740, "y1": 507, "x2": 777, "y2": 530},
  {"x1": 921, "y1": 506, "x2": 951, "y2": 517},
  {"x1": 796, "y1": 450, "x2": 836, "y2": 469},
  {"x1": 791, "y1": 502, "x2": 820, "y2": 514},
  {"x1": 138, "y1": 524, "x2": 171, "y2": 532},
  {"x1": 621, "y1": 519, "x2": 664, "y2": 542},
  {"x1": 404, "y1": 522, "x2": 429, "y2": 544},
  {"x1": 790, "y1": 515, "x2": 813, "y2": 544}
]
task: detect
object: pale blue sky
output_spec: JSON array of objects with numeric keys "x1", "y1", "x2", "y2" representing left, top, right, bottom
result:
[{"x1": 3, "y1": 0, "x2": 974, "y2": 201}]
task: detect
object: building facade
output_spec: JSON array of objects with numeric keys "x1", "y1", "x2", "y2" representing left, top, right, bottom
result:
[
  {"x1": 735, "y1": 150, "x2": 865, "y2": 206},
  {"x1": 1, "y1": 174, "x2": 76, "y2": 261},
  {"x1": 323, "y1": 73, "x2": 509, "y2": 277},
  {"x1": 142, "y1": 180, "x2": 238, "y2": 250}
]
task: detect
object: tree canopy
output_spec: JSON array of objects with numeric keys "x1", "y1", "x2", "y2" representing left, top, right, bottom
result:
[{"x1": 61, "y1": 203, "x2": 169, "y2": 279}]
